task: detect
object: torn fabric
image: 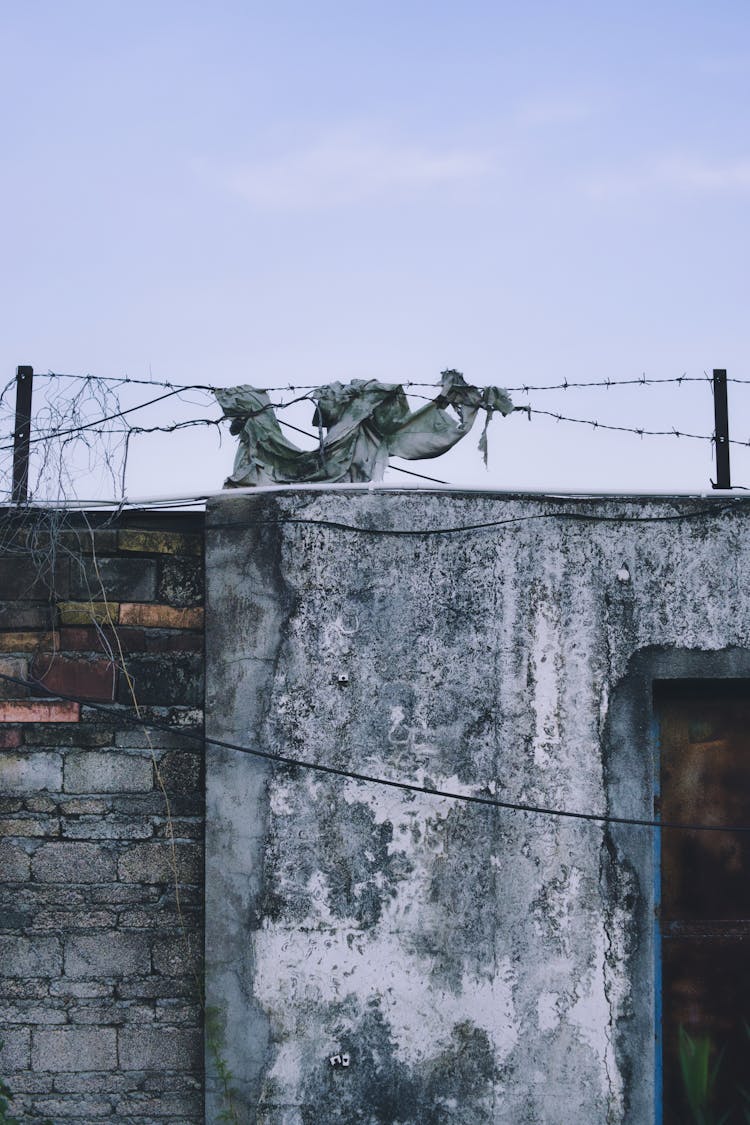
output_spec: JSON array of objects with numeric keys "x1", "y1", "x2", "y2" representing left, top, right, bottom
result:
[{"x1": 215, "y1": 369, "x2": 514, "y2": 487}]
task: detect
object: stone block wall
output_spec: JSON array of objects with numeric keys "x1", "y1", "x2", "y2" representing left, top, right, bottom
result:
[{"x1": 0, "y1": 512, "x2": 205, "y2": 1122}]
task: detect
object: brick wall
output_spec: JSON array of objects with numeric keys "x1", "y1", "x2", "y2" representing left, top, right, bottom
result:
[{"x1": 0, "y1": 512, "x2": 205, "y2": 1122}]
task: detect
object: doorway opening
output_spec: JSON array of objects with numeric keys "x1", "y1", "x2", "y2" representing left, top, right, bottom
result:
[{"x1": 655, "y1": 680, "x2": 750, "y2": 1125}]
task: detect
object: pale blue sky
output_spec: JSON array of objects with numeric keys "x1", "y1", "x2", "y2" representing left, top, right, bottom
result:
[{"x1": 2, "y1": 1, "x2": 749, "y2": 498}]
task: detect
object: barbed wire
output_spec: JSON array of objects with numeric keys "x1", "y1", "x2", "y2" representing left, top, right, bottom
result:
[{"x1": 32, "y1": 368, "x2": 750, "y2": 394}]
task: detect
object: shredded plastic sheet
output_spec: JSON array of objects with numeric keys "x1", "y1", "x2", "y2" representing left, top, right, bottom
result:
[{"x1": 215, "y1": 369, "x2": 514, "y2": 486}]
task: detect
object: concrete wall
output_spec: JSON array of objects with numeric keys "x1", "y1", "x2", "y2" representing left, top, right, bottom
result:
[
  {"x1": 205, "y1": 489, "x2": 750, "y2": 1124},
  {"x1": 0, "y1": 512, "x2": 205, "y2": 1122}
]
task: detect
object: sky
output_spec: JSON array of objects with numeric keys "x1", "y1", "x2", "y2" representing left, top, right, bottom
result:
[{"x1": 1, "y1": 1, "x2": 749, "y2": 500}]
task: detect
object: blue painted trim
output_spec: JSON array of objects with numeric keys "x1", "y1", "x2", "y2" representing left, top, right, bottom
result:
[{"x1": 652, "y1": 712, "x2": 663, "y2": 1125}]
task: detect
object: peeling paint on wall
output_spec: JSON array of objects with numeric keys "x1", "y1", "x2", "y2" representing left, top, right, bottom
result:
[{"x1": 205, "y1": 491, "x2": 750, "y2": 1123}]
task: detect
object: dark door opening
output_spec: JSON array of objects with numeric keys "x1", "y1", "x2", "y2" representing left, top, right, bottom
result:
[{"x1": 656, "y1": 681, "x2": 750, "y2": 1125}]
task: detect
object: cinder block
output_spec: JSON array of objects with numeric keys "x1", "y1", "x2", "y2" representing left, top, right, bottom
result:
[
  {"x1": 64, "y1": 751, "x2": 153, "y2": 794},
  {"x1": 118, "y1": 1026, "x2": 201, "y2": 1071},
  {"x1": 0, "y1": 840, "x2": 30, "y2": 880},
  {"x1": 32, "y1": 842, "x2": 116, "y2": 883},
  {"x1": 119, "y1": 603, "x2": 204, "y2": 630},
  {"x1": 155, "y1": 751, "x2": 202, "y2": 794},
  {"x1": 70, "y1": 557, "x2": 157, "y2": 602},
  {"x1": 31, "y1": 1026, "x2": 117, "y2": 1072},
  {"x1": 0, "y1": 1026, "x2": 30, "y2": 1070},
  {"x1": 118, "y1": 530, "x2": 201, "y2": 556},
  {"x1": 0, "y1": 752, "x2": 62, "y2": 793},
  {"x1": 57, "y1": 602, "x2": 119, "y2": 626},
  {"x1": 0, "y1": 935, "x2": 61, "y2": 977},
  {"x1": 152, "y1": 935, "x2": 201, "y2": 977},
  {"x1": 64, "y1": 933, "x2": 150, "y2": 978},
  {"x1": 118, "y1": 842, "x2": 202, "y2": 885},
  {"x1": 0, "y1": 700, "x2": 79, "y2": 723}
]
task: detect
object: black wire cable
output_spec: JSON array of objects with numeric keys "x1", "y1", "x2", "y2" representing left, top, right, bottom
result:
[
  {"x1": 0, "y1": 668, "x2": 747, "y2": 833},
  {"x1": 209, "y1": 502, "x2": 742, "y2": 538}
]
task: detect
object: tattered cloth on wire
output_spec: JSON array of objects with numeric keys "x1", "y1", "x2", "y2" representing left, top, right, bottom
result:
[{"x1": 215, "y1": 369, "x2": 514, "y2": 487}]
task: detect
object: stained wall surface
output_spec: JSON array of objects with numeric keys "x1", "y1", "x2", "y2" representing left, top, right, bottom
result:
[{"x1": 205, "y1": 489, "x2": 750, "y2": 1124}]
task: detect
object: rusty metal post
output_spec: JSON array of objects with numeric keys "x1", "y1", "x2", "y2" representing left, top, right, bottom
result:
[
  {"x1": 712, "y1": 368, "x2": 731, "y2": 490},
  {"x1": 12, "y1": 365, "x2": 33, "y2": 504}
]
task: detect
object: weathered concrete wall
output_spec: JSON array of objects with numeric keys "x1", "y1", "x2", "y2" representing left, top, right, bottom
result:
[
  {"x1": 0, "y1": 512, "x2": 205, "y2": 1122},
  {"x1": 205, "y1": 489, "x2": 750, "y2": 1124}
]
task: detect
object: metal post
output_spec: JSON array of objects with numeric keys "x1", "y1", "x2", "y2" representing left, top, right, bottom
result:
[
  {"x1": 712, "y1": 368, "x2": 731, "y2": 490},
  {"x1": 11, "y1": 366, "x2": 33, "y2": 505}
]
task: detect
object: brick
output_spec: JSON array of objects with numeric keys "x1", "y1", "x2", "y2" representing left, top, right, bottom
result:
[
  {"x1": 119, "y1": 529, "x2": 201, "y2": 556},
  {"x1": 0, "y1": 840, "x2": 30, "y2": 880},
  {"x1": 118, "y1": 842, "x2": 202, "y2": 885},
  {"x1": 56, "y1": 625, "x2": 115, "y2": 652},
  {"x1": 24, "y1": 795, "x2": 57, "y2": 812},
  {"x1": 0, "y1": 699, "x2": 79, "y2": 723},
  {"x1": 0, "y1": 557, "x2": 67, "y2": 600},
  {"x1": 0, "y1": 1027, "x2": 30, "y2": 1070},
  {"x1": 156, "y1": 557, "x2": 203, "y2": 607},
  {"x1": 0, "y1": 752, "x2": 62, "y2": 792},
  {"x1": 0, "y1": 979, "x2": 48, "y2": 999},
  {"x1": 0, "y1": 631, "x2": 56, "y2": 653},
  {"x1": 119, "y1": 602, "x2": 204, "y2": 629},
  {"x1": 81, "y1": 704, "x2": 203, "y2": 730},
  {"x1": 154, "y1": 751, "x2": 202, "y2": 794},
  {"x1": 31, "y1": 653, "x2": 116, "y2": 702},
  {"x1": 115, "y1": 727, "x2": 190, "y2": 749},
  {"x1": 70, "y1": 556, "x2": 157, "y2": 602},
  {"x1": 118, "y1": 1025, "x2": 201, "y2": 1070},
  {"x1": 59, "y1": 798, "x2": 109, "y2": 814},
  {"x1": 116, "y1": 976, "x2": 193, "y2": 999},
  {"x1": 57, "y1": 600, "x2": 119, "y2": 626},
  {"x1": 24, "y1": 723, "x2": 112, "y2": 747},
  {"x1": 0, "y1": 935, "x2": 61, "y2": 976},
  {"x1": 115, "y1": 1090, "x2": 202, "y2": 1115},
  {"x1": 144, "y1": 629, "x2": 203, "y2": 653},
  {"x1": 0, "y1": 656, "x2": 28, "y2": 698},
  {"x1": 0, "y1": 816, "x2": 55, "y2": 837},
  {"x1": 64, "y1": 751, "x2": 153, "y2": 794},
  {"x1": 32, "y1": 842, "x2": 116, "y2": 883},
  {"x1": 32, "y1": 1026, "x2": 117, "y2": 1072},
  {"x1": 0, "y1": 1001, "x2": 66, "y2": 1024},
  {"x1": 62, "y1": 816, "x2": 153, "y2": 840},
  {"x1": 116, "y1": 653, "x2": 203, "y2": 707},
  {"x1": 49, "y1": 980, "x2": 112, "y2": 998},
  {"x1": 0, "y1": 726, "x2": 21, "y2": 747},
  {"x1": 0, "y1": 603, "x2": 52, "y2": 630},
  {"x1": 65, "y1": 933, "x2": 150, "y2": 978},
  {"x1": 31, "y1": 908, "x2": 116, "y2": 932},
  {"x1": 32, "y1": 1095, "x2": 114, "y2": 1116}
]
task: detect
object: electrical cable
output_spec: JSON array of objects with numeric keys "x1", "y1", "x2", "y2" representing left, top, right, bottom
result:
[
  {"x1": 208, "y1": 501, "x2": 741, "y2": 538},
  {"x1": 0, "y1": 668, "x2": 747, "y2": 833}
]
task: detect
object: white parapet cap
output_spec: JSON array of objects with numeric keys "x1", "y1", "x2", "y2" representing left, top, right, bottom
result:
[{"x1": 7, "y1": 481, "x2": 750, "y2": 510}]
